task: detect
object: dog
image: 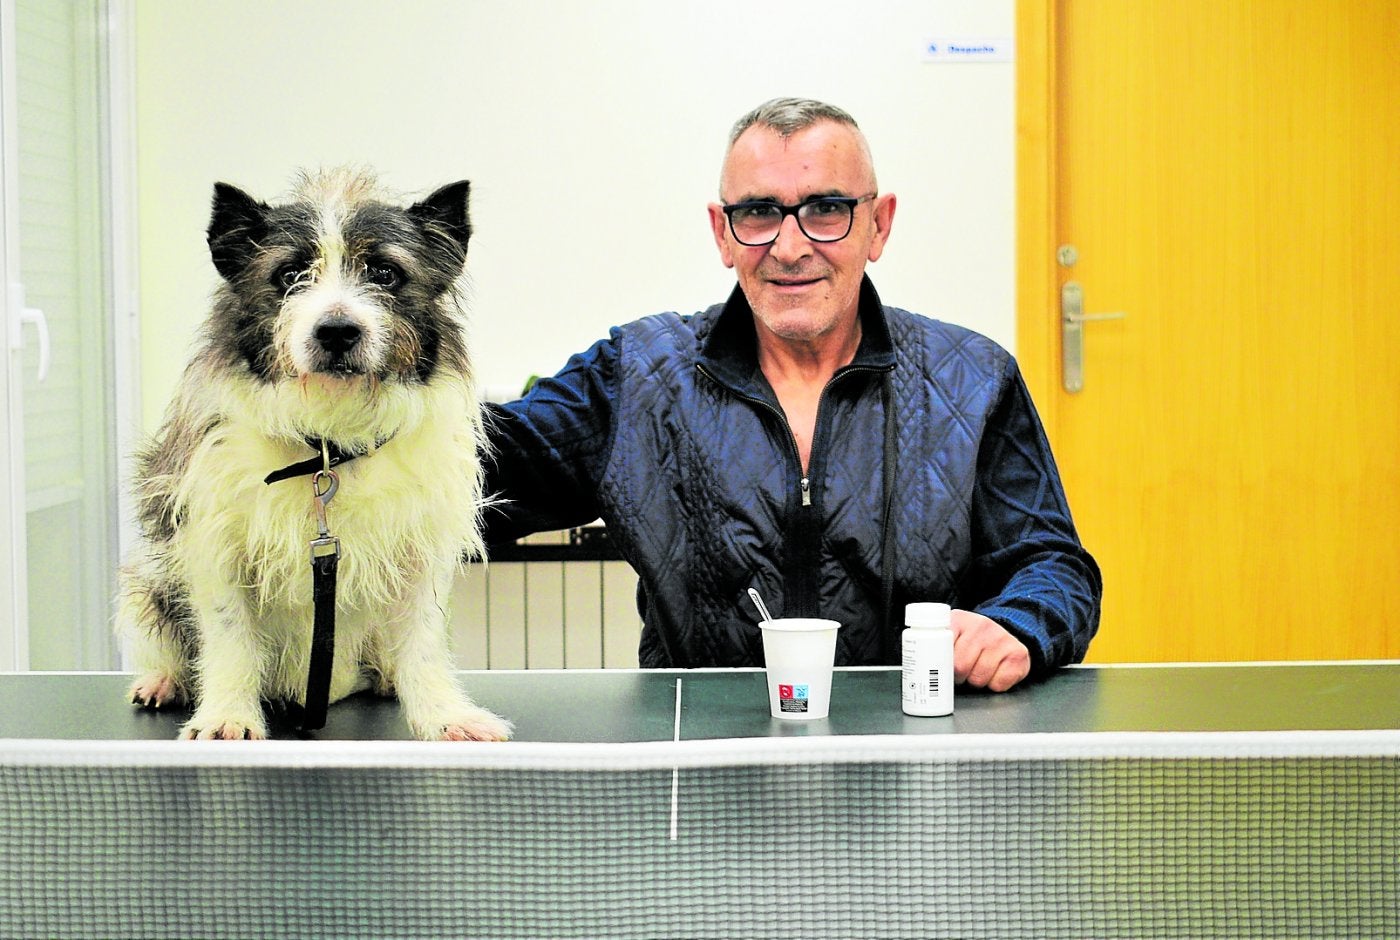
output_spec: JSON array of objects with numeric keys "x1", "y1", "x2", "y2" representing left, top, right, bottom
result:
[{"x1": 116, "y1": 167, "x2": 511, "y2": 742}]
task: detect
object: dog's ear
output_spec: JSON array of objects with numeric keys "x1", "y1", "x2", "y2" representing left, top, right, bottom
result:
[
  {"x1": 207, "y1": 183, "x2": 270, "y2": 281},
  {"x1": 409, "y1": 180, "x2": 472, "y2": 259}
]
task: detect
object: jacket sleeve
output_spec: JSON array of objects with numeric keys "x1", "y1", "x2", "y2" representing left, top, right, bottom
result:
[
  {"x1": 480, "y1": 332, "x2": 621, "y2": 545},
  {"x1": 960, "y1": 358, "x2": 1103, "y2": 676}
]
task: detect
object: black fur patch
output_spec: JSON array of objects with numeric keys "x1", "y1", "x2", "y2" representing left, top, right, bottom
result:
[{"x1": 202, "y1": 176, "x2": 473, "y2": 383}]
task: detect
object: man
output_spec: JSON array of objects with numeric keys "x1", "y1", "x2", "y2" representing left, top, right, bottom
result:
[{"x1": 482, "y1": 98, "x2": 1100, "y2": 691}]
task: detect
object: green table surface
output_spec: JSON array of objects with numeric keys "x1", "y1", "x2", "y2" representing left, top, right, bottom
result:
[{"x1": 1, "y1": 662, "x2": 1395, "y2": 742}]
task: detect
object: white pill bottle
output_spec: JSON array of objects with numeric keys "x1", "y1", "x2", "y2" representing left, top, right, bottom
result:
[{"x1": 901, "y1": 602, "x2": 955, "y2": 716}]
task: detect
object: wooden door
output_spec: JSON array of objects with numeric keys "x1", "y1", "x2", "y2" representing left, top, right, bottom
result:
[{"x1": 1017, "y1": 1, "x2": 1400, "y2": 662}]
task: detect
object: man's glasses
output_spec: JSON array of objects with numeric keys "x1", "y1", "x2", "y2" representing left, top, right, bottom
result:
[{"x1": 721, "y1": 194, "x2": 876, "y2": 247}]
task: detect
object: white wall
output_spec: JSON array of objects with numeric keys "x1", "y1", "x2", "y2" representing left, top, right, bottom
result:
[{"x1": 134, "y1": 0, "x2": 1014, "y2": 428}]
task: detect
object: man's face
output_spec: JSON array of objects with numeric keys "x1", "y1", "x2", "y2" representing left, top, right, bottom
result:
[{"x1": 708, "y1": 121, "x2": 895, "y2": 345}]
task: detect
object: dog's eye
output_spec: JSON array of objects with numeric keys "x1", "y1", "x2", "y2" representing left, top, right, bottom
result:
[
  {"x1": 275, "y1": 264, "x2": 308, "y2": 290},
  {"x1": 365, "y1": 262, "x2": 403, "y2": 291}
]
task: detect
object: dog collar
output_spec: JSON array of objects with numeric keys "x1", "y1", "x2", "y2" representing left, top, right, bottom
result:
[{"x1": 263, "y1": 435, "x2": 391, "y2": 485}]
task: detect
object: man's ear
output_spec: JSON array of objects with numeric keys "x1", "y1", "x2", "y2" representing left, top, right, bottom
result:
[
  {"x1": 708, "y1": 203, "x2": 736, "y2": 269},
  {"x1": 866, "y1": 192, "x2": 897, "y2": 263}
]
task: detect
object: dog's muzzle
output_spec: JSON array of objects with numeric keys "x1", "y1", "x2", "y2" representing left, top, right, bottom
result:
[{"x1": 312, "y1": 315, "x2": 366, "y2": 374}]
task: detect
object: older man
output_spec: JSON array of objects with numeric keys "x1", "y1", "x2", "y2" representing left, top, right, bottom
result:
[{"x1": 483, "y1": 98, "x2": 1100, "y2": 690}]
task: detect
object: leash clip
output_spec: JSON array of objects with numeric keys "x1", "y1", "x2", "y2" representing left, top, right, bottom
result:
[{"x1": 310, "y1": 469, "x2": 341, "y2": 561}]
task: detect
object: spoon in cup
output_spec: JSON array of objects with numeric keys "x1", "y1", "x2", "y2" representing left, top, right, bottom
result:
[{"x1": 746, "y1": 587, "x2": 776, "y2": 625}]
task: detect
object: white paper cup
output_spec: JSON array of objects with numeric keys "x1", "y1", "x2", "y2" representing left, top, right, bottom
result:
[{"x1": 759, "y1": 618, "x2": 841, "y2": 720}]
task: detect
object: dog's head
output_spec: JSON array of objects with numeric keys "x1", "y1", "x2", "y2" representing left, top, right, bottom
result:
[{"x1": 205, "y1": 167, "x2": 472, "y2": 385}]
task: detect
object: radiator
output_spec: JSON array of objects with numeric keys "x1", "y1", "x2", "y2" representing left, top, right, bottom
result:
[{"x1": 451, "y1": 530, "x2": 642, "y2": 669}]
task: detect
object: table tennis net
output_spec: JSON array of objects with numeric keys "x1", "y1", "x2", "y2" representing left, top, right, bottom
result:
[{"x1": 2, "y1": 733, "x2": 1396, "y2": 939}]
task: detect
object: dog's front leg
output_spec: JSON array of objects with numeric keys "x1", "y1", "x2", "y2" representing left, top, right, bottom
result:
[
  {"x1": 181, "y1": 582, "x2": 268, "y2": 740},
  {"x1": 118, "y1": 549, "x2": 194, "y2": 709},
  {"x1": 381, "y1": 570, "x2": 512, "y2": 742}
]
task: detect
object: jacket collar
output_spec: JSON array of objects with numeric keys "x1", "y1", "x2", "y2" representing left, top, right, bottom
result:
[{"x1": 698, "y1": 274, "x2": 896, "y2": 396}]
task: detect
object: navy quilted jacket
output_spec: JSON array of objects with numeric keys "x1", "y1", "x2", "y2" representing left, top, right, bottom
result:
[{"x1": 483, "y1": 277, "x2": 1101, "y2": 674}]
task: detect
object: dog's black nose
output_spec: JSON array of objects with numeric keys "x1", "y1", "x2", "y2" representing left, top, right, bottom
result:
[{"x1": 315, "y1": 319, "x2": 362, "y2": 355}]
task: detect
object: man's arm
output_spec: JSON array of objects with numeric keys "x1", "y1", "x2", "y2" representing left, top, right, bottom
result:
[
  {"x1": 480, "y1": 334, "x2": 621, "y2": 545},
  {"x1": 958, "y1": 358, "x2": 1103, "y2": 684}
]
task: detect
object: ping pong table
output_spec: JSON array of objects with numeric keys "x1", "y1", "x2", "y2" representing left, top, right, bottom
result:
[
  {"x1": 3, "y1": 661, "x2": 1398, "y2": 741},
  {"x1": 2, "y1": 663, "x2": 1397, "y2": 938}
]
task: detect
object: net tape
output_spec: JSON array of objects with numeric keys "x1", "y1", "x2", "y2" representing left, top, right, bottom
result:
[{"x1": 5, "y1": 728, "x2": 1398, "y2": 769}]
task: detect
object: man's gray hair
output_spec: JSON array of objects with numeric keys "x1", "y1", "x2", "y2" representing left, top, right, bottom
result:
[
  {"x1": 726, "y1": 97, "x2": 860, "y2": 147},
  {"x1": 721, "y1": 97, "x2": 876, "y2": 195}
]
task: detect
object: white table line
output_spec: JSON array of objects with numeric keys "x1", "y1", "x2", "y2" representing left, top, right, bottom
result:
[{"x1": 670, "y1": 677, "x2": 682, "y2": 841}]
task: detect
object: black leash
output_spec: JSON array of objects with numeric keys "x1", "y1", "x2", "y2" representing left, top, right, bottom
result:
[
  {"x1": 264, "y1": 438, "x2": 368, "y2": 732},
  {"x1": 303, "y1": 468, "x2": 341, "y2": 730}
]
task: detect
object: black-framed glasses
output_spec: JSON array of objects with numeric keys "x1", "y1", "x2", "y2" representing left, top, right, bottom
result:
[{"x1": 721, "y1": 194, "x2": 876, "y2": 246}]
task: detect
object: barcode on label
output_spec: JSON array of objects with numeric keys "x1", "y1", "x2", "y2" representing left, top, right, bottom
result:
[{"x1": 928, "y1": 672, "x2": 939, "y2": 694}]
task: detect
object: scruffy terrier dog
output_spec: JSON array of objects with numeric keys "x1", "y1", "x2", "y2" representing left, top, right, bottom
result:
[{"x1": 117, "y1": 168, "x2": 511, "y2": 742}]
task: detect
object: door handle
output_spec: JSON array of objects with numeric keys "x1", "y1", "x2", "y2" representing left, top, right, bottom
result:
[
  {"x1": 1061, "y1": 281, "x2": 1125, "y2": 393},
  {"x1": 19, "y1": 308, "x2": 50, "y2": 384},
  {"x1": 7, "y1": 283, "x2": 49, "y2": 384}
]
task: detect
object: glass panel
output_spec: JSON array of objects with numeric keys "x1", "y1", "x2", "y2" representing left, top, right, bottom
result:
[{"x1": 15, "y1": 0, "x2": 118, "y2": 668}]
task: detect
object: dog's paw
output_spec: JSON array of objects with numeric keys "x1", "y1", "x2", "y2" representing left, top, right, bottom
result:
[
  {"x1": 421, "y1": 707, "x2": 513, "y2": 742},
  {"x1": 179, "y1": 714, "x2": 267, "y2": 741},
  {"x1": 130, "y1": 673, "x2": 187, "y2": 710}
]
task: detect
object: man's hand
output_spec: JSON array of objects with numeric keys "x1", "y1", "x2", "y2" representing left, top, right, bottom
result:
[{"x1": 950, "y1": 609, "x2": 1030, "y2": 692}]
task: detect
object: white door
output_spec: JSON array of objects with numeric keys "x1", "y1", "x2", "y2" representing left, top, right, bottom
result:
[{"x1": 1, "y1": 0, "x2": 129, "y2": 670}]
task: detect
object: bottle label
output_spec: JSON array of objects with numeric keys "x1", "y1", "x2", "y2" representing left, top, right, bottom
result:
[{"x1": 902, "y1": 631, "x2": 953, "y2": 713}]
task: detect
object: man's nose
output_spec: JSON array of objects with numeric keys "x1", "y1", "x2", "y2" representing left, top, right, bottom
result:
[{"x1": 767, "y1": 213, "x2": 813, "y2": 262}]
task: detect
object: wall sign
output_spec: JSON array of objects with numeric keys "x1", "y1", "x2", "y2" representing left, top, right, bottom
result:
[{"x1": 922, "y1": 38, "x2": 1014, "y2": 63}]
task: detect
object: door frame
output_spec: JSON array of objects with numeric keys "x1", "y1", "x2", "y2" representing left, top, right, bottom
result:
[
  {"x1": 1015, "y1": 0, "x2": 1060, "y2": 427},
  {"x1": 1, "y1": 0, "x2": 28, "y2": 669},
  {"x1": 104, "y1": 0, "x2": 143, "y2": 568}
]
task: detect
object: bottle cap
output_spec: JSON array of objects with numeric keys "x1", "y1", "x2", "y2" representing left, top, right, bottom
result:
[{"x1": 905, "y1": 602, "x2": 951, "y2": 628}]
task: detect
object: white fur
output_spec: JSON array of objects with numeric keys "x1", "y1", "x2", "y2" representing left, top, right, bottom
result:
[
  {"x1": 122, "y1": 365, "x2": 509, "y2": 741},
  {"x1": 118, "y1": 174, "x2": 509, "y2": 742}
]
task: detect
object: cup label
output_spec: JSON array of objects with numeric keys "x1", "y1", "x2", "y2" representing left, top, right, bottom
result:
[{"x1": 778, "y1": 683, "x2": 809, "y2": 713}]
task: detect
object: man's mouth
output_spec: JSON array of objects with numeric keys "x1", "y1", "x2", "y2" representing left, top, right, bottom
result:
[{"x1": 767, "y1": 274, "x2": 824, "y2": 288}]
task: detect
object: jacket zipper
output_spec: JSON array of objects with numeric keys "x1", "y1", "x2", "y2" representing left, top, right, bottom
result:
[
  {"x1": 697, "y1": 360, "x2": 893, "y2": 623},
  {"x1": 696, "y1": 362, "x2": 889, "y2": 508}
]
